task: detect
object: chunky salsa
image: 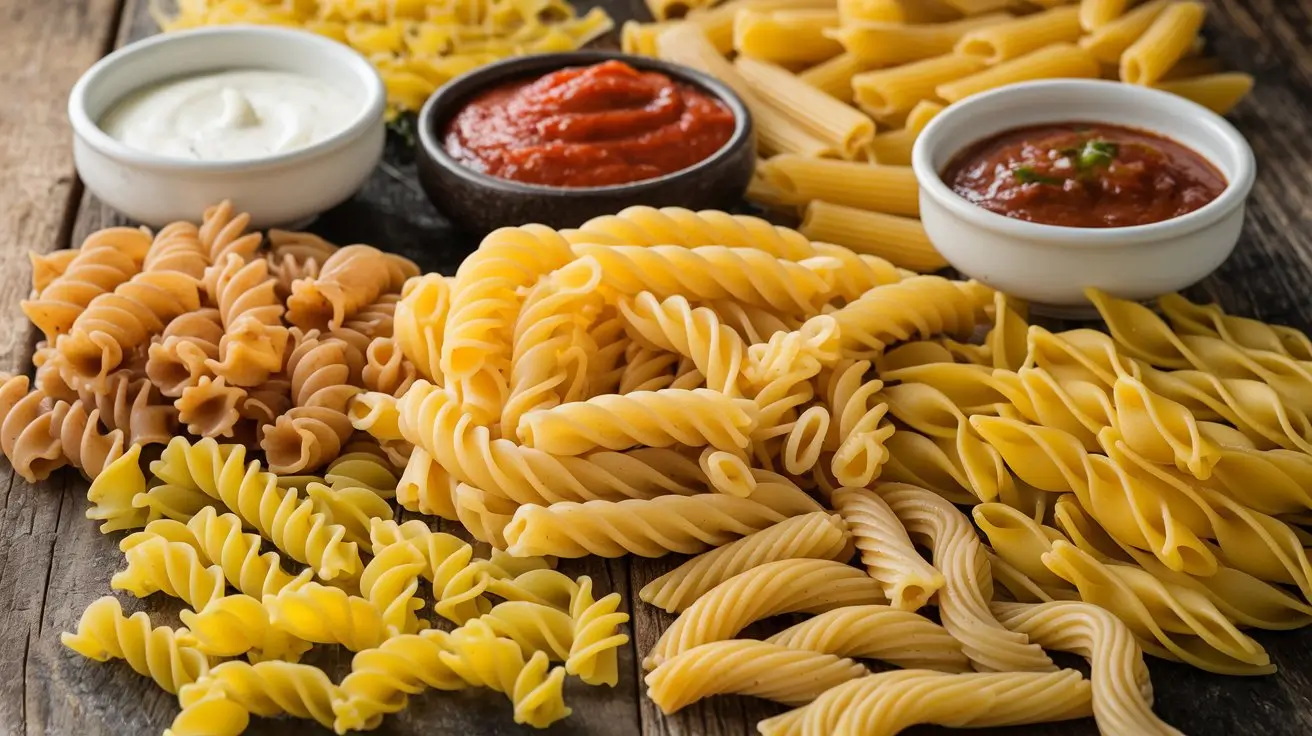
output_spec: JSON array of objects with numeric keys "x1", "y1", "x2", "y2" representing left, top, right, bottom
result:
[
  {"x1": 942, "y1": 122, "x2": 1226, "y2": 228},
  {"x1": 443, "y1": 60, "x2": 736, "y2": 188}
]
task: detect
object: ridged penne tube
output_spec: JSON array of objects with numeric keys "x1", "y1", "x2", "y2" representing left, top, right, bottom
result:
[
  {"x1": 656, "y1": 24, "x2": 836, "y2": 158},
  {"x1": 836, "y1": 0, "x2": 904, "y2": 22},
  {"x1": 759, "y1": 157, "x2": 918, "y2": 217},
  {"x1": 733, "y1": 9, "x2": 842, "y2": 65},
  {"x1": 62, "y1": 597, "x2": 210, "y2": 695},
  {"x1": 639, "y1": 511, "x2": 852, "y2": 613},
  {"x1": 1157, "y1": 72, "x2": 1254, "y2": 114},
  {"x1": 684, "y1": 0, "x2": 840, "y2": 55},
  {"x1": 799, "y1": 200, "x2": 946, "y2": 273},
  {"x1": 938, "y1": 42, "x2": 1101, "y2": 103},
  {"x1": 1120, "y1": 1, "x2": 1204, "y2": 85},
  {"x1": 573, "y1": 243, "x2": 836, "y2": 315},
  {"x1": 1080, "y1": 0, "x2": 1131, "y2": 30},
  {"x1": 516, "y1": 388, "x2": 759, "y2": 455},
  {"x1": 645, "y1": 640, "x2": 867, "y2": 713},
  {"x1": 767, "y1": 605, "x2": 970, "y2": 672},
  {"x1": 618, "y1": 292, "x2": 747, "y2": 395},
  {"x1": 833, "y1": 487, "x2": 944, "y2": 610},
  {"x1": 830, "y1": 276, "x2": 992, "y2": 358},
  {"x1": 1080, "y1": 0, "x2": 1170, "y2": 62},
  {"x1": 865, "y1": 100, "x2": 945, "y2": 166},
  {"x1": 875, "y1": 483, "x2": 1056, "y2": 673},
  {"x1": 645, "y1": 558, "x2": 887, "y2": 669},
  {"x1": 992, "y1": 601, "x2": 1181, "y2": 736},
  {"x1": 828, "y1": 13, "x2": 1012, "y2": 66},
  {"x1": 734, "y1": 58, "x2": 875, "y2": 158},
  {"x1": 758, "y1": 669, "x2": 1092, "y2": 736},
  {"x1": 797, "y1": 52, "x2": 866, "y2": 103},
  {"x1": 852, "y1": 53, "x2": 986, "y2": 118},
  {"x1": 955, "y1": 5, "x2": 1083, "y2": 63},
  {"x1": 503, "y1": 482, "x2": 823, "y2": 558}
]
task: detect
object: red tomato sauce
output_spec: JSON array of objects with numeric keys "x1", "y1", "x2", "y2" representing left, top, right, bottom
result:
[
  {"x1": 942, "y1": 122, "x2": 1227, "y2": 228},
  {"x1": 443, "y1": 60, "x2": 737, "y2": 188}
]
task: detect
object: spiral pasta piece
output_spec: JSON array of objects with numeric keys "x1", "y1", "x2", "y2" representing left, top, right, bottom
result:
[
  {"x1": 441, "y1": 620, "x2": 574, "y2": 728},
  {"x1": 146, "y1": 308, "x2": 225, "y2": 397},
  {"x1": 181, "y1": 594, "x2": 311, "y2": 663},
  {"x1": 517, "y1": 388, "x2": 759, "y2": 455},
  {"x1": 145, "y1": 220, "x2": 210, "y2": 279},
  {"x1": 992, "y1": 600, "x2": 1179, "y2": 736},
  {"x1": 261, "y1": 328, "x2": 362, "y2": 473},
  {"x1": 175, "y1": 375, "x2": 245, "y2": 439},
  {"x1": 645, "y1": 640, "x2": 867, "y2": 714},
  {"x1": 639, "y1": 512, "x2": 851, "y2": 613},
  {"x1": 767, "y1": 605, "x2": 970, "y2": 672},
  {"x1": 821, "y1": 360, "x2": 894, "y2": 487},
  {"x1": 876, "y1": 482, "x2": 1055, "y2": 673},
  {"x1": 203, "y1": 253, "x2": 289, "y2": 387},
  {"x1": 565, "y1": 576, "x2": 629, "y2": 686},
  {"x1": 562, "y1": 205, "x2": 817, "y2": 259},
  {"x1": 504, "y1": 482, "x2": 823, "y2": 558},
  {"x1": 618, "y1": 291, "x2": 747, "y2": 395},
  {"x1": 0, "y1": 374, "x2": 65, "y2": 481},
  {"x1": 833, "y1": 486, "x2": 944, "y2": 610},
  {"x1": 645, "y1": 559, "x2": 887, "y2": 669},
  {"x1": 811, "y1": 242, "x2": 905, "y2": 305},
  {"x1": 86, "y1": 445, "x2": 149, "y2": 532},
  {"x1": 75, "y1": 371, "x2": 176, "y2": 447},
  {"x1": 266, "y1": 581, "x2": 391, "y2": 651},
  {"x1": 29, "y1": 248, "x2": 79, "y2": 294},
  {"x1": 49, "y1": 399, "x2": 129, "y2": 479},
  {"x1": 359, "y1": 541, "x2": 428, "y2": 634},
  {"x1": 112, "y1": 535, "x2": 227, "y2": 611},
  {"x1": 393, "y1": 272, "x2": 449, "y2": 383},
  {"x1": 574, "y1": 244, "x2": 836, "y2": 314},
  {"x1": 363, "y1": 336, "x2": 419, "y2": 397},
  {"x1": 174, "y1": 659, "x2": 338, "y2": 733},
  {"x1": 1159, "y1": 291, "x2": 1312, "y2": 360},
  {"x1": 23, "y1": 227, "x2": 149, "y2": 341},
  {"x1": 332, "y1": 628, "x2": 464, "y2": 732},
  {"x1": 286, "y1": 244, "x2": 409, "y2": 330},
  {"x1": 61, "y1": 596, "x2": 209, "y2": 694},
  {"x1": 830, "y1": 276, "x2": 993, "y2": 359},
  {"x1": 758, "y1": 668, "x2": 1092, "y2": 736},
  {"x1": 479, "y1": 601, "x2": 575, "y2": 662}
]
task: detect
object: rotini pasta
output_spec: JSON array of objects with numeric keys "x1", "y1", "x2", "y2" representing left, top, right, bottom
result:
[
  {"x1": 833, "y1": 486, "x2": 944, "y2": 610},
  {"x1": 767, "y1": 605, "x2": 971, "y2": 672},
  {"x1": 62, "y1": 596, "x2": 210, "y2": 695}
]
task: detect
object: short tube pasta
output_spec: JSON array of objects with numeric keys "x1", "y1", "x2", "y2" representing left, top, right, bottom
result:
[
  {"x1": 1120, "y1": 1, "x2": 1206, "y2": 86},
  {"x1": 851, "y1": 53, "x2": 986, "y2": 118},
  {"x1": 955, "y1": 6, "x2": 1084, "y2": 64},
  {"x1": 937, "y1": 43, "x2": 1101, "y2": 103},
  {"x1": 1079, "y1": 0, "x2": 1171, "y2": 63},
  {"x1": 1080, "y1": 0, "x2": 1132, "y2": 30},
  {"x1": 797, "y1": 52, "x2": 866, "y2": 103},
  {"x1": 1156, "y1": 72, "x2": 1255, "y2": 115},
  {"x1": 760, "y1": 157, "x2": 919, "y2": 217},
  {"x1": 828, "y1": 13, "x2": 1011, "y2": 66},
  {"x1": 733, "y1": 10, "x2": 843, "y2": 65},
  {"x1": 689, "y1": 0, "x2": 840, "y2": 55},
  {"x1": 800, "y1": 200, "x2": 946, "y2": 273},
  {"x1": 865, "y1": 100, "x2": 945, "y2": 166},
  {"x1": 735, "y1": 58, "x2": 876, "y2": 158},
  {"x1": 836, "y1": 0, "x2": 904, "y2": 23}
]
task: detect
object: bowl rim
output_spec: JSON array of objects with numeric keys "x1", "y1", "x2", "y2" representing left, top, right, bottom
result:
[
  {"x1": 911, "y1": 78, "x2": 1256, "y2": 248},
  {"x1": 68, "y1": 25, "x2": 386, "y2": 173},
  {"x1": 416, "y1": 50, "x2": 755, "y2": 196}
]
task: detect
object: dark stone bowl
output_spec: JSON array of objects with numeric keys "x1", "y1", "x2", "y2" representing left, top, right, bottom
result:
[{"x1": 416, "y1": 50, "x2": 756, "y2": 237}]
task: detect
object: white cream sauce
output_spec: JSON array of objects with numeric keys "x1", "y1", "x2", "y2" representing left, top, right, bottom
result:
[{"x1": 99, "y1": 69, "x2": 359, "y2": 161}]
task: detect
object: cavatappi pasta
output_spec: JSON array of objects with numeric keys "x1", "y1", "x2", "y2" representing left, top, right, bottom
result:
[
  {"x1": 627, "y1": 0, "x2": 1253, "y2": 272},
  {"x1": 12, "y1": 199, "x2": 1312, "y2": 736}
]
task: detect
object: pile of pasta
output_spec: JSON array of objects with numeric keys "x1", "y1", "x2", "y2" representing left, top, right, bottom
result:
[
  {"x1": 153, "y1": 0, "x2": 614, "y2": 116},
  {"x1": 13, "y1": 201, "x2": 1312, "y2": 735},
  {"x1": 623, "y1": 0, "x2": 1256, "y2": 273}
]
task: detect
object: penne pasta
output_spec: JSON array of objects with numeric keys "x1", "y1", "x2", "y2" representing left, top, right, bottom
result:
[
  {"x1": 1028, "y1": 0, "x2": 1078, "y2": 6},
  {"x1": 836, "y1": 0, "x2": 905, "y2": 23},
  {"x1": 798, "y1": 52, "x2": 869, "y2": 103},
  {"x1": 894, "y1": 0, "x2": 970, "y2": 22},
  {"x1": 760, "y1": 156, "x2": 920, "y2": 217},
  {"x1": 622, "y1": 20, "x2": 674, "y2": 55},
  {"x1": 1159, "y1": 55, "x2": 1223, "y2": 81},
  {"x1": 942, "y1": 0, "x2": 1013, "y2": 14},
  {"x1": 799, "y1": 200, "x2": 947, "y2": 273},
  {"x1": 955, "y1": 6, "x2": 1083, "y2": 64},
  {"x1": 828, "y1": 12, "x2": 1012, "y2": 66},
  {"x1": 937, "y1": 42, "x2": 1101, "y2": 103},
  {"x1": 1079, "y1": 0, "x2": 1131, "y2": 30},
  {"x1": 690, "y1": 0, "x2": 839, "y2": 56},
  {"x1": 866, "y1": 100, "x2": 945, "y2": 165},
  {"x1": 852, "y1": 54, "x2": 986, "y2": 117},
  {"x1": 1156, "y1": 72, "x2": 1254, "y2": 115},
  {"x1": 1121, "y1": 1, "x2": 1206, "y2": 86},
  {"x1": 646, "y1": 0, "x2": 710, "y2": 21},
  {"x1": 1078, "y1": 0, "x2": 1171, "y2": 64},
  {"x1": 657, "y1": 24, "x2": 837, "y2": 158},
  {"x1": 735, "y1": 57, "x2": 877, "y2": 158},
  {"x1": 734, "y1": 9, "x2": 844, "y2": 65},
  {"x1": 747, "y1": 170, "x2": 807, "y2": 213}
]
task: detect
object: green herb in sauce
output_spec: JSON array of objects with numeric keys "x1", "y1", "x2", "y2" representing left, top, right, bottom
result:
[
  {"x1": 1014, "y1": 166, "x2": 1062, "y2": 185},
  {"x1": 1077, "y1": 139, "x2": 1119, "y2": 169}
]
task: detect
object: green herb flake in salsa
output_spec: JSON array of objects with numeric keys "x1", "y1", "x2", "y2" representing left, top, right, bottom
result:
[{"x1": 943, "y1": 122, "x2": 1227, "y2": 228}]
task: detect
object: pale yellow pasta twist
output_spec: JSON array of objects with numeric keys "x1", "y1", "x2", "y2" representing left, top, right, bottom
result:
[
  {"x1": 618, "y1": 291, "x2": 747, "y2": 395},
  {"x1": 821, "y1": 359, "x2": 894, "y2": 487},
  {"x1": 86, "y1": 445, "x2": 149, "y2": 533},
  {"x1": 645, "y1": 640, "x2": 867, "y2": 714},
  {"x1": 363, "y1": 336, "x2": 419, "y2": 397},
  {"x1": 151, "y1": 438, "x2": 361, "y2": 580},
  {"x1": 562, "y1": 205, "x2": 817, "y2": 259},
  {"x1": 585, "y1": 307, "x2": 631, "y2": 396},
  {"x1": 395, "y1": 446, "x2": 458, "y2": 518},
  {"x1": 758, "y1": 669, "x2": 1092, "y2": 736},
  {"x1": 0, "y1": 374, "x2": 66, "y2": 481},
  {"x1": 517, "y1": 388, "x2": 759, "y2": 455},
  {"x1": 830, "y1": 275, "x2": 993, "y2": 359},
  {"x1": 617, "y1": 345, "x2": 683, "y2": 394},
  {"x1": 203, "y1": 253, "x2": 288, "y2": 387},
  {"x1": 173, "y1": 659, "x2": 338, "y2": 734},
  {"x1": 325, "y1": 447, "x2": 400, "y2": 495},
  {"x1": 61, "y1": 596, "x2": 210, "y2": 695},
  {"x1": 645, "y1": 559, "x2": 887, "y2": 669},
  {"x1": 304, "y1": 481, "x2": 392, "y2": 551},
  {"x1": 440, "y1": 620, "x2": 574, "y2": 728},
  {"x1": 359, "y1": 541, "x2": 429, "y2": 634},
  {"x1": 504, "y1": 482, "x2": 823, "y2": 559},
  {"x1": 393, "y1": 272, "x2": 449, "y2": 384},
  {"x1": 76, "y1": 370, "x2": 177, "y2": 447},
  {"x1": 332, "y1": 628, "x2": 465, "y2": 732},
  {"x1": 710, "y1": 299, "x2": 801, "y2": 344},
  {"x1": 478, "y1": 601, "x2": 574, "y2": 663},
  {"x1": 699, "y1": 446, "x2": 757, "y2": 496},
  {"x1": 811, "y1": 242, "x2": 905, "y2": 305},
  {"x1": 875, "y1": 482, "x2": 1056, "y2": 673},
  {"x1": 566, "y1": 576, "x2": 629, "y2": 686},
  {"x1": 833, "y1": 486, "x2": 944, "y2": 610},
  {"x1": 639, "y1": 512, "x2": 852, "y2": 613},
  {"x1": 573, "y1": 243, "x2": 837, "y2": 314},
  {"x1": 288, "y1": 244, "x2": 414, "y2": 330},
  {"x1": 179, "y1": 594, "x2": 312, "y2": 663},
  {"x1": 111, "y1": 535, "x2": 227, "y2": 611},
  {"x1": 992, "y1": 600, "x2": 1180, "y2": 736},
  {"x1": 767, "y1": 605, "x2": 971, "y2": 672},
  {"x1": 263, "y1": 581, "x2": 389, "y2": 652},
  {"x1": 261, "y1": 328, "x2": 362, "y2": 473},
  {"x1": 1160, "y1": 291, "x2": 1312, "y2": 361},
  {"x1": 22, "y1": 227, "x2": 149, "y2": 341}
]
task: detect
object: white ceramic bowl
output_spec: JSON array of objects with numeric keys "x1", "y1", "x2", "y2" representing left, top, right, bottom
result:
[
  {"x1": 69, "y1": 26, "x2": 386, "y2": 229},
  {"x1": 912, "y1": 79, "x2": 1255, "y2": 315}
]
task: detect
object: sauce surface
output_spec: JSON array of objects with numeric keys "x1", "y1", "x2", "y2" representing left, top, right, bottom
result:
[
  {"x1": 100, "y1": 70, "x2": 360, "y2": 162},
  {"x1": 443, "y1": 60, "x2": 736, "y2": 188},
  {"x1": 942, "y1": 122, "x2": 1227, "y2": 228}
]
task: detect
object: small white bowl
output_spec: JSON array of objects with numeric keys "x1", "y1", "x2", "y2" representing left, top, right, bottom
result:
[
  {"x1": 69, "y1": 26, "x2": 386, "y2": 230},
  {"x1": 912, "y1": 79, "x2": 1255, "y2": 315}
]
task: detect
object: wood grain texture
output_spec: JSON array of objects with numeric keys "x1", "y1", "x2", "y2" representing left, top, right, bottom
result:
[{"x1": 12, "y1": 0, "x2": 1312, "y2": 734}]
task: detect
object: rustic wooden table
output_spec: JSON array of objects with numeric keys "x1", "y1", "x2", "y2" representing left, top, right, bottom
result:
[{"x1": 3, "y1": 0, "x2": 1312, "y2": 734}]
